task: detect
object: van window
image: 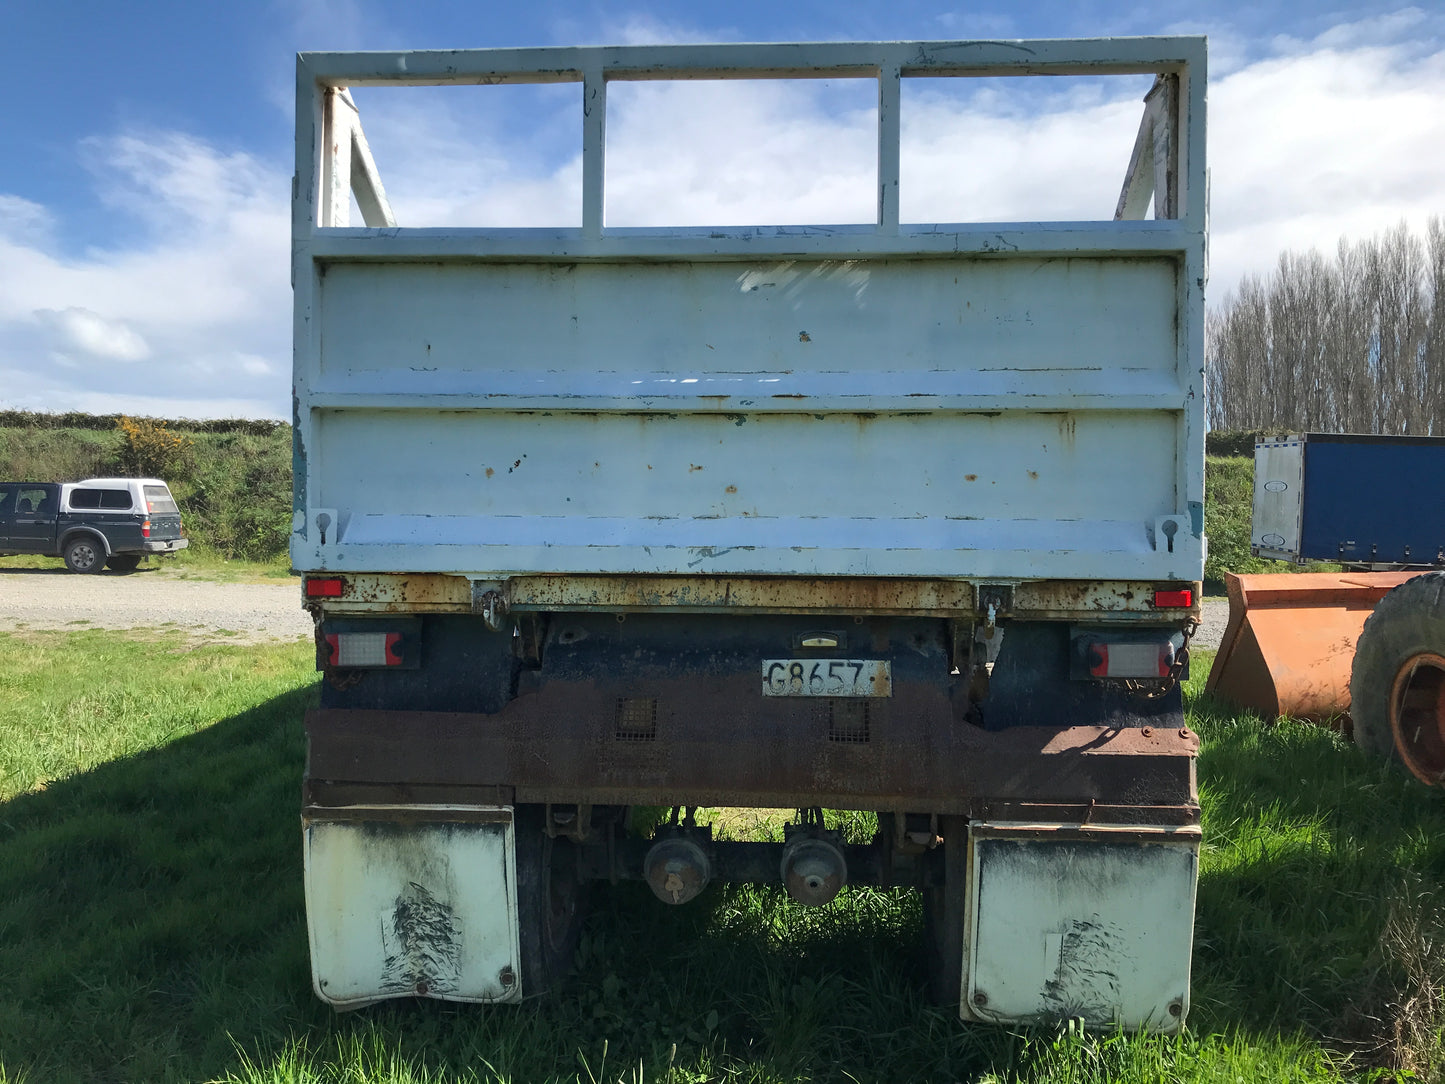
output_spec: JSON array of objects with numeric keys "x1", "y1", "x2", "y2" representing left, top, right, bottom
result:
[{"x1": 143, "y1": 485, "x2": 179, "y2": 514}]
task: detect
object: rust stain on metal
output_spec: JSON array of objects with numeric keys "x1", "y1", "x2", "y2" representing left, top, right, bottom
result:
[
  {"x1": 506, "y1": 575, "x2": 975, "y2": 615},
  {"x1": 725, "y1": 485, "x2": 737, "y2": 494},
  {"x1": 485, "y1": 467, "x2": 494, "y2": 478},
  {"x1": 312, "y1": 575, "x2": 1204, "y2": 622},
  {"x1": 307, "y1": 695, "x2": 1198, "y2": 814},
  {"x1": 312, "y1": 573, "x2": 472, "y2": 612},
  {"x1": 1009, "y1": 580, "x2": 1200, "y2": 621}
]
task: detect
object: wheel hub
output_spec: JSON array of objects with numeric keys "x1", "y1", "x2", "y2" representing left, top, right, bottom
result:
[{"x1": 1389, "y1": 652, "x2": 1445, "y2": 786}]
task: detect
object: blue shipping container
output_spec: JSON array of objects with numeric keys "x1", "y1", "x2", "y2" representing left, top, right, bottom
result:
[{"x1": 1252, "y1": 434, "x2": 1445, "y2": 566}]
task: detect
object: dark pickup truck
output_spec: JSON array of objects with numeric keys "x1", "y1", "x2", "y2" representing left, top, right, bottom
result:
[{"x1": 0, "y1": 477, "x2": 187, "y2": 573}]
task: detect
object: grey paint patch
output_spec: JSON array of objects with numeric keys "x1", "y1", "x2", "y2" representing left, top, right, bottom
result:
[
  {"x1": 1041, "y1": 917, "x2": 1124, "y2": 1024},
  {"x1": 378, "y1": 881, "x2": 463, "y2": 995}
]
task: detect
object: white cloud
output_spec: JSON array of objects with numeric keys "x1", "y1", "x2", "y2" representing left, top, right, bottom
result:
[
  {"x1": 1206, "y1": 29, "x2": 1445, "y2": 295},
  {"x1": 0, "y1": 195, "x2": 54, "y2": 246},
  {"x1": 34, "y1": 307, "x2": 150, "y2": 362},
  {"x1": 0, "y1": 131, "x2": 290, "y2": 418}
]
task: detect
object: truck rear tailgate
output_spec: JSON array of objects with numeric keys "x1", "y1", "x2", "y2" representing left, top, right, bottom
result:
[{"x1": 299, "y1": 253, "x2": 1199, "y2": 581}]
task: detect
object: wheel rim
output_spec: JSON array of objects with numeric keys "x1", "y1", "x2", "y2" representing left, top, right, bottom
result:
[
  {"x1": 1389, "y1": 652, "x2": 1445, "y2": 786},
  {"x1": 71, "y1": 543, "x2": 97, "y2": 570}
]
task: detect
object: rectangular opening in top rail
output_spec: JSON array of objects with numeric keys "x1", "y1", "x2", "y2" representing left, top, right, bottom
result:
[
  {"x1": 306, "y1": 40, "x2": 1198, "y2": 233},
  {"x1": 900, "y1": 74, "x2": 1161, "y2": 223},
  {"x1": 337, "y1": 83, "x2": 583, "y2": 228},
  {"x1": 603, "y1": 78, "x2": 877, "y2": 227}
]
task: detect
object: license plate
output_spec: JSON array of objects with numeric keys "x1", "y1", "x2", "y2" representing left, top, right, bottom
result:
[{"x1": 761, "y1": 659, "x2": 892, "y2": 697}]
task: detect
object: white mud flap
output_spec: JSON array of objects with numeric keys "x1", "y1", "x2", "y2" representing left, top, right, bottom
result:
[
  {"x1": 304, "y1": 805, "x2": 521, "y2": 1009},
  {"x1": 962, "y1": 821, "x2": 1199, "y2": 1033}
]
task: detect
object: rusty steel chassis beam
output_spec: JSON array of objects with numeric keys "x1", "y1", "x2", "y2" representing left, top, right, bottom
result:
[
  {"x1": 306, "y1": 689, "x2": 1198, "y2": 810},
  {"x1": 308, "y1": 573, "x2": 1202, "y2": 623}
]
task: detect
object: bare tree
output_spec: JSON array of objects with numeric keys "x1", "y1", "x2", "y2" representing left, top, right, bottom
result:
[{"x1": 1207, "y1": 217, "x2": 1443, "y2": 436}]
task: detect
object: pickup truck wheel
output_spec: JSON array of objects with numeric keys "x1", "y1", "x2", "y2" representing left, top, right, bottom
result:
[
  {"x1": 106, "y1": 554, "x2": 143, "y2": 572},
  {"x1": 514, "y1": 804, "x2": 587, "y2": 998},
  {"x1": 1351, "y1": 572, "x2": 1445, "y2": 786},
  {"x1": 63, "y1": 537, "x2": 105, "y2": 574}
]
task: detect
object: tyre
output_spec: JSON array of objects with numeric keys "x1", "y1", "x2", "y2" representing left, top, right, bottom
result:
[
  {"x1": 63, "y1": 536, "x2": 105, "y2": 574},
  {"x1": 1350, "y1": 572, "x2": 1445, "y2": 786},
  {"x1": 513, "y1": 804, "x2": 587, "y2": 998},
  {"x1": 106, "y1": 554, "x2": 143, "y2": 572}
]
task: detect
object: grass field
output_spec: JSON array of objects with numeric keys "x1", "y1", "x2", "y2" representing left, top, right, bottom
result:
[
  {"x1": 2, "y1": 632, "x2": 1445, "y2": 1082},
  {"x1": 0, "y1": 548, "x2": 292, "y2": 582}
]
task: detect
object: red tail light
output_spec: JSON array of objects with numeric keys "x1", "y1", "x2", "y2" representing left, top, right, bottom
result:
[
  {"x1": 141, "y1": 518, "x2": 151, "y2": 538},
  {"x1": 306, "y1": 577, "x2": 345, "y2": 598},
  {"x1": 1153, "y1": 588, "x2": 1193, "y2": 609}
]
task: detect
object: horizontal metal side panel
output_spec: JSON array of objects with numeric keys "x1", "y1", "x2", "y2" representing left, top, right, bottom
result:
[
  {"x1": 964, "y1": 822, "x2": 1197, "y2": 1032},
  {"x1": 302, "y1": 409, "x2": 1197, "y2": 579},
  {"x1": 1251, "y1": 440, "x2": 1303, "y2": 558},
  {"x1": 304, "y1": 809, "x2": 520, "y2": 1008},
  {"x1": 315, "y1": 258, "x2": 1180, "y2": 388}
]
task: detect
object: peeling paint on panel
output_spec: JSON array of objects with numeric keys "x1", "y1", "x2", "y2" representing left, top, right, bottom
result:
[
  {"x1": 379, "y1": 881, "x2": 463, "y2": 996},
  {"x1": 1041, "y1": 917, "x2": 1124, "y2": 1024}
]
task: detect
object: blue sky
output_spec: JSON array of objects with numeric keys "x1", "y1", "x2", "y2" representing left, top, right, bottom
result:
[{"x1": 2, "y1": 1, "x2": 1443, "y2": 418}]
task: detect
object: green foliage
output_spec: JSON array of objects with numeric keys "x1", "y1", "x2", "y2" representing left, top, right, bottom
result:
[
  {"x1": 1204, "y1": 455, "x2": 1275, "y2": 586},
  {"x1": 176, "y1": 431, "x2": 293, "y2": 562},
  {"x1": 116, "y1": 415, "x2": 194, "y2": 478},
  {"x1": 3, "y1": 635, "x2": 1445, "y2": 1081},
  {"x1": 1206, "y1": 429, "x2": 1285, "y2": 459},
  {"x1": 0, "y1": 424, "x2": 117, "y2": 481},
  {"x1": 0, "y1": 408, "x2": 285, "y2": 436},
  {"x1": 0, "y1": 411, "x2": 292, "y2": 563}
]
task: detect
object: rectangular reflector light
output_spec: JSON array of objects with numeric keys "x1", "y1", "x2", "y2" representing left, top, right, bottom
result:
[
  {"x1": 1088, "y1": 642, "x2": 1172, "y2": 679},
  {"x1": 325, "y1": 632, "x2": 403, "y2": 667},
  {"x1": 306, "y1": 577, "x2": 344, "y2": 598},
  {"x1": 1153, "y1": 588, "x2": 1193, "y2": 608}
]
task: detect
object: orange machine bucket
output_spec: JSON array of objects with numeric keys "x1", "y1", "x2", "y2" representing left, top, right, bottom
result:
[{"x1": 1205, "y1": 572, "x2": 1420, "y2": 722}]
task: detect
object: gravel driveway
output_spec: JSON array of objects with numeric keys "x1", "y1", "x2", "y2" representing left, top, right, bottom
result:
[
  {"x1": 0, "y1": 567, "x2": 1231, "y2": 652},
  {"x1": 0, "y1": 568, "x2": 313, "y2": 642}
]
